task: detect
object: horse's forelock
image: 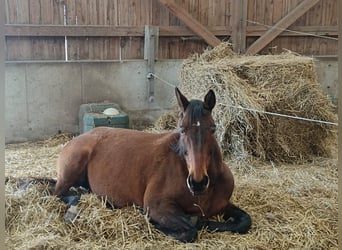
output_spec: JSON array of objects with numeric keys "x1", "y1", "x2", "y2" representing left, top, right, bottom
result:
[{"x1": 186, "y1": 100, "x2": 206, "y2": 125}]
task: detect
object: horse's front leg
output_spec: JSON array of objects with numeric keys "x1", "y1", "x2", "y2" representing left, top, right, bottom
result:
[
  {"x1": 145, "y1": 200, "x2": 198, "y2": 242},
  {"x1": 200, "y1": 204, "x2": 252, "y2": 234}
]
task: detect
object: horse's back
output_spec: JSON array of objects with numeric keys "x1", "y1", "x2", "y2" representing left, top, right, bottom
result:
[{"x1": 56, "y1": 127, "x2": 176, "y2": 207}]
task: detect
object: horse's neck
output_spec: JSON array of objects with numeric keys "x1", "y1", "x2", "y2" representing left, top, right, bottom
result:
[{"x1": 154, "y1": 130, "x2": 180, "y2": 150}]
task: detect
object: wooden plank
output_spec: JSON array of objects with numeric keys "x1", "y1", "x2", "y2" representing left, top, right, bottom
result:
[
  {"x1": 4, "y1": 24, "x2": 338, "y2": 37},
  {"x1": 325, "y1": 0, "x2": 337, "y2": 25},
  {"x1": 29, "y1": 0, "x2": 41, "y2": 24},
  {"x1": 88, "y1": 0, "x2": 98, "y2": 25},
  {"x1": 245, "y1": 0, "x2": 320, "y2": 55},
  {"x1": 17, "y1": 0, "x2": 30, "y2": 24},
  {"x1": 67, "y1": 37, "x2": 83, "y2": 60},
  {"x1": 66, "y1": 0, "x2": 76, "y2": 25},
  {"x1": 254, "y1": 0, "x2": 265, "y2": 26},
  {"x1": 212, "y1": 0, "x2": 226, "y2": 26},
  {"x1": 158, "y1": 0, "x2": 221, "y2": 47},
  {"x1": 264, "y1": 0, "x2": 273, "y2": 25},
  {"x1": 189, "y1": 0, "x2": 199, "y2": 21},
  {"x1": 108, "y1": 37, "x2": 121, "y2": 59},
  {"x1": 5, "y1": 25, "x2": 145, "y2": 36},
  {"x1": 75, "y1": 0, "x2": 88, "y2": 25},
  {"x1": 118, "y1": 0, "x2": 139, "y2": 25},
  {"x1": 245, "y1": 25, "x2": 338, "y2": 37},
  {"x1": 152, "y1": 0, "x2": 169, "y2": 25},
  {"x1": 198, "y1": 0, "x2": 208, "y2": 26},
  {"x1": 40, "y1": 0, "x2": 53, "y2": 24},
  {"x1": 272, "y1": 0, "x2": 283, "y2": 23},
  {"x1": 6, "y1": 37, "x2": 32, "y2": 60},
  {"x1": 246, "y1": 0, "x2": 255, "y2": 27},
  {"x1": 53, "y1": 0, "x2": 64, "y2": 24},
  {"x1": 5, "y1": 0, "x2": 10, "y2": 23},
  {"x1": 108, "y1": 0, "x2": 118, "y2": 25},
  {"x1": 135, "y1": 0, "x2": 142, "y2": 26},
  {"x1": 120, "y1": 37, "x2": 144, "y2": 59},
  {"x1": 140, "y1": 0, "x2": 152, "y2": 25},
  {"x1": 98, "y1": 0, "x2": 108, "y2": 25}
]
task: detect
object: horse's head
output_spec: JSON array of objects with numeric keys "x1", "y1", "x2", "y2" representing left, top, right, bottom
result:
[{"x1": 174, "y1": 87, "x2": 219, "y2": 196}]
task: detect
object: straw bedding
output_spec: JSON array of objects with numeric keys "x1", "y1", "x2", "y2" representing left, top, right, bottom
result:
[
  {"x1": 5, "y1": 134, "x2": 337, "y2": 249},
  {"x1": 5, "y1": 43, "x2": 337, "y2": 249},
  {"x1": 157, "y1": 43, "x2": 337, "y2": 164}
]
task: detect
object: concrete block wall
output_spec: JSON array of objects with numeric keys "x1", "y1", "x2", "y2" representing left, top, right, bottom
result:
[
  {"x1": 5, "y1": 60, "x2": 182, "y2": 143},
  {"x1": 5, "y1": 58, "x2": 337, "y2": 143},
  {"x1": 314, "y1": 57, "x2": 338, "y2": 105}
]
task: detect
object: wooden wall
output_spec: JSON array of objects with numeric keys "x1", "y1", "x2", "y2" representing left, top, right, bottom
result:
[{"x1": 5, "y1": 0, "x2": 338, "y2": 61}]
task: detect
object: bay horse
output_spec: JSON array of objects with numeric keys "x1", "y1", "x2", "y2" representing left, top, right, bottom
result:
[{"x1": 54, "y1": 88, "x2": 251, "y2": 242}]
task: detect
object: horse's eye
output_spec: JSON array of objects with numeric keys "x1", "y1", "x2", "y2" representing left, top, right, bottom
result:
[
  {"x1": 210, "y1": 125, "x2": 216, "y2": 133},
  {"x1": 180, "y1": 127, "x2": 186, "y2": 135}
]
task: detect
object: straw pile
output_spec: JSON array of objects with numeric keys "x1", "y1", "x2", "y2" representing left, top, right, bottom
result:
[
  {"x1": 5, "y1": 134, "x2": 338, "y2": 249},
  {"x1": 157, "y1": 43, "x2": 337, "y2": 164},
  {"x1": 5, "y1": 43, "x2": 338, "y2": 249}
]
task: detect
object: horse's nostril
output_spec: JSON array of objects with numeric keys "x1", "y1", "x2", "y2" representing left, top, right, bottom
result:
[
  {"x1": 202, "y1": 175, "x2": 209, "y2": 186},
  {"x1": 187, "y1": 175, "x2": 210, "y2": 195}
]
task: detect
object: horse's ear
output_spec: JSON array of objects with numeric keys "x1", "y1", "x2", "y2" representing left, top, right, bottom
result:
[
  {"x1": 204, "y1": 89, "x2": 216, "y2": 111},
  {"x1": 175, "y1": 87, "x2": 189, "y2": 112}
]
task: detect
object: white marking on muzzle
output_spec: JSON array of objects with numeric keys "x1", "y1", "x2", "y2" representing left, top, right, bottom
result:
[{"x1": 186, "y1": 177, "x2": 194, "y2": 196}]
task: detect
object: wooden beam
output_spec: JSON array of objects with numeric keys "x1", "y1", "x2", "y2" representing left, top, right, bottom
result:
[
  {"x1": 4, "y1": 24, "x2": 337, "y2": 38},
  {"x1": 158, "y1": 0, "x2": 221, "y2": 47},
  {"x1": 4, "y1": 25, "x2": 145, "y2": 37},
  {"x1": 246, "y1": 25, "x2": 338, "y2": 37},
  {"x1": 245, "y1": 0, "x2": 320, "y2": 55}
]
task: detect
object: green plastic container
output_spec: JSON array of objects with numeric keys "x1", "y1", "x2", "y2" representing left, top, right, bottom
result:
[{"x1": 79, "y1": 103, "x2": 129, "y2": 133}]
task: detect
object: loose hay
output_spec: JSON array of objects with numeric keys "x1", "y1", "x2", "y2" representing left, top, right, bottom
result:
[
  {"x1": 5, "y1": 43, "x2": 338, "y2": 249},
  {"x1": 174, "y1": 42, "x2": 337, "y2": 164},
  {"x1": 5, "y1": 134, "x2": 337, "y2": 249}
]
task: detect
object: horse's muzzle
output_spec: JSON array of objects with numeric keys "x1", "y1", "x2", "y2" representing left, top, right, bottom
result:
[{"x1": 187, "y1": 175, "x2": 210, "y2": 195}]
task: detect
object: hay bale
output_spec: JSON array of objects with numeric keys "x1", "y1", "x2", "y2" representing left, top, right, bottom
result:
[
  {"x1": 177, "y1": 42, "x2": 337, "y2": 163},
  {"x1": 153, "y1": 110, "x2": 179, "y2": 131}
]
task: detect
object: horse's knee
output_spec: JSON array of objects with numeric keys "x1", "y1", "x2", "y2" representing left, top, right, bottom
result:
[
  {"x1": 201, "y1": 205, "x2": 252, "y2": 234},
  {"x1": 169, "y1": 226, "x2": 197, "y2": 243},
  {"x1": 149, "y1": 214, "x2": 198, "y2": 242},
  {"x1": 152, "y1": 221, "x2": 198, "y2": 243},
  {"x1": 175, "y1": 227, "x2": 198, "y2": 243},
  {"x1": 54, "y1": 180, "x2": 71, "y2": 197}
]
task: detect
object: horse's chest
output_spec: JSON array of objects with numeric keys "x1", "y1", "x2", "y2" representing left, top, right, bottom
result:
[{"x1": 181, "y1": 192, "x2": 228, "y2": 218}]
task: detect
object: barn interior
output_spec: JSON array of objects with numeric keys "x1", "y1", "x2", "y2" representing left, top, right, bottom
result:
[{"x1": 4, "y1": 0, "x2": 338, "y2": 249}]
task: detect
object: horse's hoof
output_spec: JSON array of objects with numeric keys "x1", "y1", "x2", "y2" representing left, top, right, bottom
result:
[
  {"x1": 63, "y1": 205, "x2": 79, "y2": 223},
  {"x1": 175, "y1": 228, "x2": 198, "y2": 243},
  {"x1": 61, "y1": 195, "x2": 80, "y2": 207}
]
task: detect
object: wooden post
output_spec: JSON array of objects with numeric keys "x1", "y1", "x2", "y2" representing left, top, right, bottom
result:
[
  {"x1": 231, "y1": 0, "x2": 247, "y2": 54},
  {"x1": 144, "y1": 25, "x2": 159, "y2": 102}
]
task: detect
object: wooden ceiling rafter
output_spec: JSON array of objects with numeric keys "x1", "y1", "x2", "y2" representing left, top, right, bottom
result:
[
  {"x1": 245, "y1": 0, "x2": 320, "y2": 55},
  {"x1": 158, "y1": 0, "x2": 221, "y2": 47}
]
